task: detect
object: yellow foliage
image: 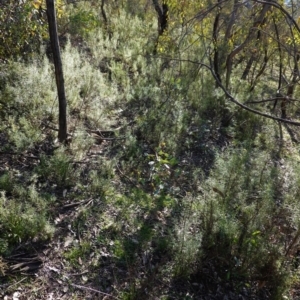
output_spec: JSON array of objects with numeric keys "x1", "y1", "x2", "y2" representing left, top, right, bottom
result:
[
  {"x1": 31, "y1": 0, "x2": 65, "y2": 18},
  {"x1": 32, "y1": 0, "x2": 43, "y2": 9}
]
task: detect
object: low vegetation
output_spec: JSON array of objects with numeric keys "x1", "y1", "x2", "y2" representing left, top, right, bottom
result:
[{"x1": 1, "y1": 1, "x2": 300, "y2": 299}]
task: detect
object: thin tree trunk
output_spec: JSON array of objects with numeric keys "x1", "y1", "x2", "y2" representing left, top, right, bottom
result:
[
  {"x1": 225, "y1": 3, "x2": 271, "y2": 89},
  {"x1": 101, "y1": 0, "x2": 112, "y2": 39},
  {"x1": 46, "y1": 0, "x2": 67, "y2": 143},
  {"x1": 212, "y1": 0, "x2": 221, "y2": 86},
  {"x1": 241, "y1": 28, "x2": 263, "y2": 80},
  {"x1": 224, "y1": 0, "x2": 239, "y2": 41},
  {"x1": 152, "y1": 0, "x2": 169, "y2": 54},
  {"x1": 241, "y1": 55, "x2": 255, "y2": 80},
  {"x1": 152, "y1": 0, "x2": 168, "y2": 36},
  {"x1": 250, "y1": 48, "x2": 269, "y2": 91},
  {"x1": 271, "y1": 17, "x2": 284, "y2": 114}
]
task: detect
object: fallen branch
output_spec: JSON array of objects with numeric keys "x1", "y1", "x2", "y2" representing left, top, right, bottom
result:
[
  {"x1": 0, "y1": 277, "x2": 26, "y2": 290},
  {"x1": 63, "y1": 198, "x2": 93, "y2": 209},
  {"x1": 70, "y1": 283, "x2": 119, "y2": 299},
  {"x1": 116, "y1": 163, "x2": 142, "y2": 189},
  {"x1": 42, "y1": 122, "x2": 126, "y2": 141}
]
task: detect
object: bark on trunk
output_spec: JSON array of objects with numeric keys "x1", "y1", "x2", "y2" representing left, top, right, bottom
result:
[
  {"x1": 46, "y1": 0, "x2": 67, "y2": 143},
  {"x1": 152, "y1": 0, "x2": 169, "y2": 54},
  {"x1": 212, "y1": 0, "x2": 221, "y2": 86},
  {"x1": 225, "y1": 3, "x2": 271, "y2": 89}
]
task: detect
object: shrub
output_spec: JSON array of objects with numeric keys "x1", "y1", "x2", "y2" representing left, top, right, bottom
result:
[
  {"x1": 173, "y1": 146, "x2": 292, "y2": 297},
  {"x1": 0, "y1": 184, "x2": 54, "y2": 255},
  {"x1": 35, "y1": 147, "x2": 77, "y2": 188}
]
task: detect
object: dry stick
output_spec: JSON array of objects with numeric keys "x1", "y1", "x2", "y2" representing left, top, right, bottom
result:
[
  {"x1": 205, "y1": 56, "x2": 300, "y2": 125},
  {"x1": 0, "y1": 277, "x2": 27, "y2": 290},
  {"x1": 285, "y1": 228, "x2": 300, "y2": 257},
  {"x1": 43, "y1": 123, "x2": 126, "y2": 141},
  {"x1": 116, "y1": 163, "x2": 142, "y2": 189},
  {"x1": 90, "y1": 135, "x2": 126, "y2": 141},
  {"x1": 62, "y1": 198, "x2": 92, "y2": 209},
  {"x1": 66, "y1": 270, "x2": 89, "y2": 276},
  {"x1": 246, "y1": 97, "x2": 300, "y2": 105},
  {"x1": 70, "y1": 283, "x2": 119, "y2": 299},
  {"x1": 184, "y1": 0, "x2": 229, "y2": 26}
]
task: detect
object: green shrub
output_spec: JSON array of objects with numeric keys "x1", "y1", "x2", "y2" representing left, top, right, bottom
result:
[
  {"x1": 35, "y1": 147, "x2": 77, "y2": 188},
  {"x1": 64, "y1": 241, "x2": 91, "y2": 266},
  {"x1": 88, "y1": 161, "x2": 115, "y2": 197},
  {"x1": 173, "y1": 147, "x2": 291, "y2": 297},
  {"x1": 0, "y1": 185, "x2": 54, "y2": 255},
  {"x1": 68, "y1": 6, "x2": 100, "y2": 37},
  {"x1": 0, "y1": 172, "x2": 14, "y2": 194}
]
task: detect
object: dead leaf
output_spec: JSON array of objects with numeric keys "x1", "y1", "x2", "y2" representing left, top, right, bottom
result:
[
  {"x1": 212, "y1": 187, "x2": 225, "y2": 198},
  {"x1": 13, "y1": 291, "x2": 20, "y2": 300},
  {"x1": 64, "y1": 235, "x2": 74, "y2": 248},
  {"x1": 48, "y1": 266, "x2": 60, "y2": 274}
]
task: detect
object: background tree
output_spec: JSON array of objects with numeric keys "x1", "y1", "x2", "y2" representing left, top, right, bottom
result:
[{"x1": 0, "y1": 0, "x2": 48, "y2": 60}]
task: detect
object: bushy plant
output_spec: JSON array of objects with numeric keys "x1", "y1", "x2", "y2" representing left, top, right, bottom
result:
[
  {"x1": 67, "y1": 4, "x2": 100, "y2": 37},
  {"x1": 0, "y1": 184, "x2": 54, "y2": 255},
  {"x1": 35, "y1": 147, "x2": 77, "y2": 188},
  {"x1": 0, "y1": 58, "x2": 57, "y2": 151},
  {"x1": 88, "y1": 161, "x2": 115, "y2": 197},
  {"x1": 0, "y1": 172, "x2": 14, "y2": 194},
  {"x1": 0, "y1": 0, "x2": 48, "y2": 60},
  {"x1": 173, "y1": 146, "x2": 291, "y2": 297},
  {"x1": 64, "y1": 240, "x2": 91, "y2": 266}
]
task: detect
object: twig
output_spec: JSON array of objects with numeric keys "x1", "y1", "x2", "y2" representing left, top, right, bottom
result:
[
  {"x1": 1, "y1": 277, "x2": 27, "y2": 290},
  {"x1": 285, "y1": 228, "x2": 300, "y2": 257},
  {"x1": 92, "y1": 135, "x2": 126, "y2": 141},
  {"x1": 246, "y1": 97, "x2": 300, "y2": 104},
  {"x1": 42, "y1": 123, "x2": 126, "y2": 141},
  {"x1": 0, "y1": 152, "x2": 39, "y2": 159},
  {"x1": 87, "y1": 129, "x2": 126, "y2": 141},
  {"x1": 66, "y1": 270, "x2": 89, "y2": 276},
  {"x1": 70, "y1": 283, "x2": 119, "y2": 299},
  {"x1": 116, "y1": 163, "x2": 142, "y2": 189},
  {"x1": 62, "y1": 198, "x2": 92, "y2": 209},
  {"x1": 206, "y1": 57, "x2": 300, "y2": 126}
]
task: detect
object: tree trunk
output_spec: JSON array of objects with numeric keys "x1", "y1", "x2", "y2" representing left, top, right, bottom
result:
[
  {"x1": 152, "y1": 0, "x2": 168, "y2": 36},
  {"x1": 212, "y1": 0, "x2": 222, "y2": 87},
  {"x1": 46, "y1": 0, "x2": 67, "y2": 143},
  {"x1": 225, "y1": 3, "x2": 271, "y2": 89},
  {"x1": 249, "y1": 48, "x2": 269, "y2": 91},
  {"x1": 152, "y1": 0, "x2": 169, "y2": 54},
  {"x1": 101, "y1": 0, "x2": 112, "y2": 39}
]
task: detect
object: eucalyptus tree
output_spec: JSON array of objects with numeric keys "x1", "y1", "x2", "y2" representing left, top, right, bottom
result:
[
  {"x1": 152, "y1": 0, "x2": 300, "y2": 125},
  {"x1": 46, "y1": 0, "x2": 67, "y2": 142}
]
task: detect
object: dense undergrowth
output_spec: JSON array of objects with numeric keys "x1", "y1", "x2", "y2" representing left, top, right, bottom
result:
[{"x1": 1, "y1": 1, "x2": 300, "y2": 299}]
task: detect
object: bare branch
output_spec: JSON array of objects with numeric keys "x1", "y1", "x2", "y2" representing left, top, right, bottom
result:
[
  {"x1": 254, "y1": 0, "x2": 300, "y2": 34},
  {"x1": 158, "y1": 55, "x2": 300, "y2": 126},
  {"x1": 208, "y1": 58, "x2": 300, "y2": 126}
]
